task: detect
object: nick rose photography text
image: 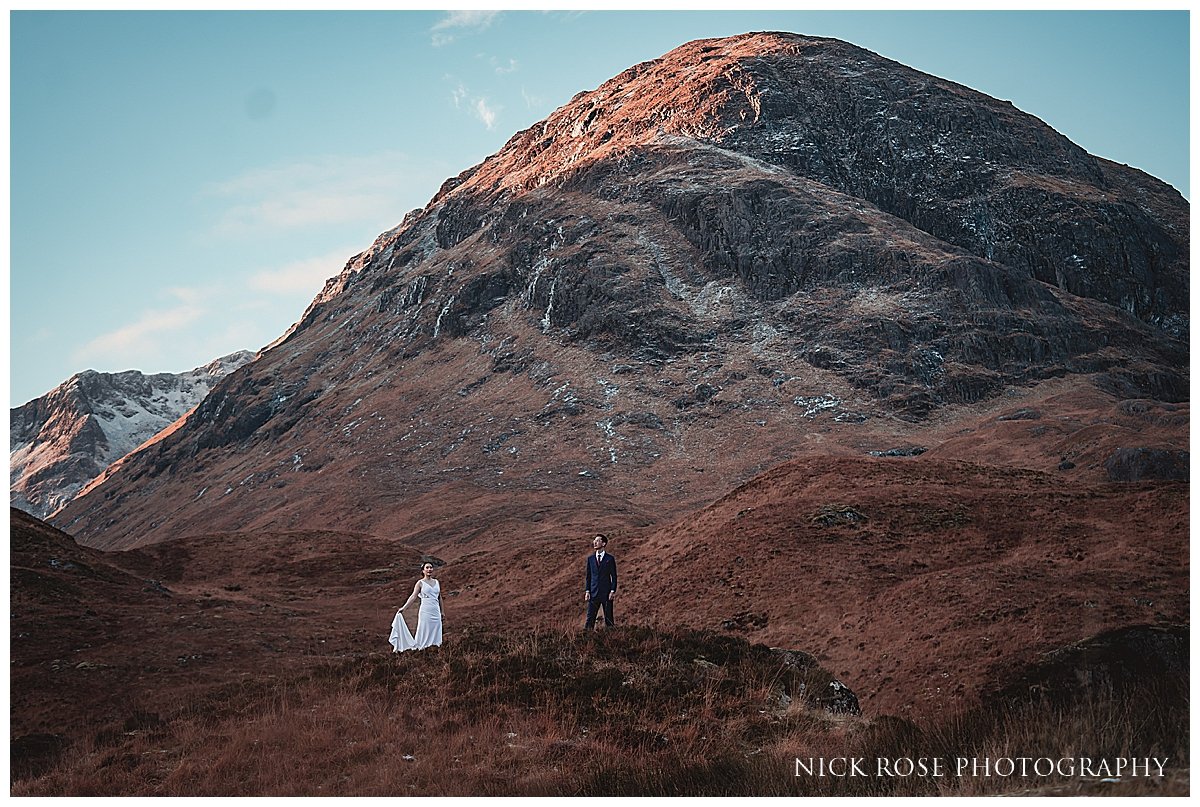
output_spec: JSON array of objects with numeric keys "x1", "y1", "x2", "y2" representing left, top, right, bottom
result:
[{"x1": 795, "y1": 757, "x2": 1169, "y2": 779}]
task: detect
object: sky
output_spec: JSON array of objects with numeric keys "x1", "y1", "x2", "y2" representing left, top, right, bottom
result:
[{"x1": 8, "y1": 9, "x2": 1190, "y2": 407}]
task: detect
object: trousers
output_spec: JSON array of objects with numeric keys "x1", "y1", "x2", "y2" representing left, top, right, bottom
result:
[{"x1": 585, "y1": 596, "x2": 614, "y2": 629}]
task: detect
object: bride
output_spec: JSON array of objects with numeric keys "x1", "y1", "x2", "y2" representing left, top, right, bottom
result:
[{"x1": 389, "y1": 562, "x2": 443, "y2": 652}]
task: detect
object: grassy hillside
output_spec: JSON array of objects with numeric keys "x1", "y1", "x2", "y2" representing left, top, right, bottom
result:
[{"x1": 13, "y1": 625, "x2": 1187, "y2": 796}]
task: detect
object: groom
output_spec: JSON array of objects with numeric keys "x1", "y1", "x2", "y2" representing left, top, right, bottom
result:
[{"x1": 584, "y1": 534, "x2": 617, "y2": 630}]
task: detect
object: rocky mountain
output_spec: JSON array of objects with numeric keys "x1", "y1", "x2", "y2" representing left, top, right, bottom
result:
[
  {"x1": 54, "y1": 32, "x2": 1187, "y2": 550},
  {"x1": 11, "y1": 351, "x2": 255, "y2": 519}
]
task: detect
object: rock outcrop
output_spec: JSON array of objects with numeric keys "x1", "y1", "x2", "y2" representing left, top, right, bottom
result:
[{"x1": 1103, "y1": 446, "x2": 1189, "y2": 482}]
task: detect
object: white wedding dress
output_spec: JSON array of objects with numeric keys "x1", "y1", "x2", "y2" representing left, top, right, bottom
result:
[{"x1": 389, "y1": 578, "x2": 442, "y2": 652}]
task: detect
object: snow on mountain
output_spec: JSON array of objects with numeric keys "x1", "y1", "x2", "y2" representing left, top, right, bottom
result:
[{"x1": 10, "y1": 350, "x2": 256, "y2": 518}]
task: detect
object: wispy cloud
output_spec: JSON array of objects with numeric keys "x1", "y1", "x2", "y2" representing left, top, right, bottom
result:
[
  {"x1": 521, "y1": 86, "x2": 545, "y2": 110},
  {"x1": 248, "y1": 248, "x2": 356, "y2": 296},
  {"x1": 74, "y1": 291, "x2": 208, "y2": 368},
  {"x1": 203, "y1": 151, "x2": 415, "y2": 237},
  {"x1": 492, "y1": 57, "x2": 518, "y2": 74},
  {"x1": 68, "y1": 261, "x2": 347, "y2": 374},
  {"x1": 431, "y1": 10, "x2": 500, "y2": 46},
  {"x1": 445, "y1": 77, "x2": 501, "y2": 131},
  {"x1": 473, "y1": 97, "x2": 499, "y2": 130}
]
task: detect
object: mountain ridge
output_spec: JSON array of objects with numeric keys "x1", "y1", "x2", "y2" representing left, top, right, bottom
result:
[{"x1": 11, "y1": 350, "x2": 255, "y2": 519}]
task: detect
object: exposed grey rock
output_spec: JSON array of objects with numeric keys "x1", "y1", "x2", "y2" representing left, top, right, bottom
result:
[
  {"x1": 868, "y1": 446, "x2": 927, "y2": 457},
  {"x1": 1103, "y1": 447, "x2": 1189, "y2": 482},
  {"x1": 820, "y1": 679, "x2": 863, "y2": 715},
  {"x1": 997, "y1": 408, "x2": 1042, "y2": 421}
]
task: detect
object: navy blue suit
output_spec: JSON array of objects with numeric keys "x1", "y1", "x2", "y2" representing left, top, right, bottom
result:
[{"x1": 585, "y1": 551, "x2": 617, "y2": 629}]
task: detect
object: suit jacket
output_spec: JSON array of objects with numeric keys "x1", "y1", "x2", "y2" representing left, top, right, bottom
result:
[{"x1": 585, "y1": 552, "x2": 617, "y2": 600}]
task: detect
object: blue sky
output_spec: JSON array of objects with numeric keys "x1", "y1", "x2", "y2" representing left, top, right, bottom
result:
[{"x1": 9, "y1": 10, "x2": 1190, "y2": 406}]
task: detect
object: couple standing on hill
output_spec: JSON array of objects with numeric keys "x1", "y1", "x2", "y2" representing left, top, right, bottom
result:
[{"x1": 388, "y1": 534, "x2": 618, "y2": 652}]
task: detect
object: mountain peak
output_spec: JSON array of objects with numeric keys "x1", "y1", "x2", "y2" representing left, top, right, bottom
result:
[
  {"x1": 390, "y1": 31, "x2": 1184, "y2": 339},
  {"x1": 53, "y1": 33, "x2": 1186, "y2": 549},
  {"x1": 442, "y1": 31, "x2": 1095, "y2": 202},
  {"x1": 10, "y1": 350, "x2": 255, "y2": 519}
]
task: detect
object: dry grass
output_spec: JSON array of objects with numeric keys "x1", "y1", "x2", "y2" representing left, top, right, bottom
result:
[{"x1": 12, "y1": 626, "x2": 1188, "y2": 796}]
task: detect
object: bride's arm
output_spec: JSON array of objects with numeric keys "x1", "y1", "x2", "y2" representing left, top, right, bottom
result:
[{"x1": 398, "y1": 580, "x2": 421, "y2": 611}]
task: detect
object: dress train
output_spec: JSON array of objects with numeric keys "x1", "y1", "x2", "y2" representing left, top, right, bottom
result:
[{"x1": 389, "y1": 578, "x2": 442, "y2": 652}]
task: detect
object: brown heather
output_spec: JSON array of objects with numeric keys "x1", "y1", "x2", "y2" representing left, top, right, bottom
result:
[{"x1": 12, "y1": 625, "x2": 1188, "y2": 797}]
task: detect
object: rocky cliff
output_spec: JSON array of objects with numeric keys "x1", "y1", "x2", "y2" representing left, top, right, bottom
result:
[
  {"x1": 11, "y1": 351, "x2": 255, "y2": 518},
  {"x1": 53, "y1": 32, "x2": 1187, "y2": 549}
]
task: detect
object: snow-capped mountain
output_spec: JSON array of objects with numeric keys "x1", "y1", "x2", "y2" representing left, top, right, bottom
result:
[{"x1": 10, "y1": 350, "x2": 256, "y2": 518}]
